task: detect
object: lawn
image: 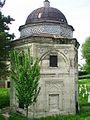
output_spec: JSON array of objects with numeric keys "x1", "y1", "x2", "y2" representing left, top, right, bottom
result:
[
  {"x1": 78, "y1": 78, "x2": 90, "y2": 106},
  {"x1": 8, "y1": 108, "x2": 90, "y2": 120},
  {"x1": 79, "y1": 78, "x2": 90, "y2": 84}
]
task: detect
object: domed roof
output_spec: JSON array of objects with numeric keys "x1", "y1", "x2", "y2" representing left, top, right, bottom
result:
[{"x1": 25, "y1": 1, "x2": 67, "y2": 25}]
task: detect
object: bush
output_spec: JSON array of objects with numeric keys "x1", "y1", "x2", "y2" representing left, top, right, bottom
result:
[
  {"x1": 0, "y1": 88, "x2": 10, "y2": 108},
  {"x1": 80, "y1": 102, "x2": 90, "y2": 106}
]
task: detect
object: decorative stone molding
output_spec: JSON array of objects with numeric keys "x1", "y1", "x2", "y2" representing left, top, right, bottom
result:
[
  {"x1": 11, "y1": 35, "x2": 79, "y2": 49},
  {"x1": 20, "y1": 23, "x2": 73, "y2": 38}
]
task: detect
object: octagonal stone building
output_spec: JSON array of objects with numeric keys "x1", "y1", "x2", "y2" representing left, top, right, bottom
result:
[{"x1": 11, "y1": 0, "x2": 80, "y2": 118}]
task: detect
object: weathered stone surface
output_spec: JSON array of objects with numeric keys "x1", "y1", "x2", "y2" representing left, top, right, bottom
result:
[
  {"x1": 10, "y1": 1, "x2": 79, "y2": 117},
  {"x1": 20, "y1": 24, "x2": 73, "y2": 38},
  {"x1": 10, "y1": 36, "x2": 79, "y2": 117},
  {"x1": 88, "y1": 92, "x2": 90, "y2": 103}
]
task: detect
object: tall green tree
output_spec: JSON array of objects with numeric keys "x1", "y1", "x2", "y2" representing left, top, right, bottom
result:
[
  {"x1": 10, "y1": 48, "x2": 41, "y2": 118},
  {"x1": 82, "y1": 36, "x2": 90, "y2": 73},
  {"x1": 0, "y1": 11, "x2": 14, "y2": 79}
]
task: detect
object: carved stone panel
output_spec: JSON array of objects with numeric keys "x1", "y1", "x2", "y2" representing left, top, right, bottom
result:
[
  {"x1": 49, "y1": 94, "x2": 59, "y2": 111},
  {"x1": 45, "y1": 80, "x2": 64, "y2": 112}
]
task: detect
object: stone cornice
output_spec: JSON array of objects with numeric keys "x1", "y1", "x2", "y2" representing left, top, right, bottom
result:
[{"x1": 10, "y1": 34, "x2": 80, "y2": 49}]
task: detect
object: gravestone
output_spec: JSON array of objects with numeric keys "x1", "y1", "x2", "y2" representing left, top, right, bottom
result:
[{"x1": 88, "y1": 92, "x2": 90, "y2": 103}]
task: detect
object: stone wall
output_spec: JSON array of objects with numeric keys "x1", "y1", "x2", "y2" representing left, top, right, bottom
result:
[{"x1": 10, "y1": 36, "x2": 79, "y2": 118}]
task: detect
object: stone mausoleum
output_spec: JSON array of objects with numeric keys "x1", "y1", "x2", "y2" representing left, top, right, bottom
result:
[{"x1": 10, "y1": 0, "x2": 80, "y2": 118}]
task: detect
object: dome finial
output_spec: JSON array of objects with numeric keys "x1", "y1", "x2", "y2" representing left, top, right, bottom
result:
[
  {"x1": 45, "y1": 0, "x2": 49, "y2": 2},
  {"x1": 44, "y1": 0, "x2": 50, "y2": 8}
]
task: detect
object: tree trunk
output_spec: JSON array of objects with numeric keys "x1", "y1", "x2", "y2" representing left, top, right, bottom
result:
[
  {"x1": 33, "y1": 103, "x2": 35, "y2": 118},
  {"x1": 26, "y1": 105, "x2": 28, "y2": 118}
]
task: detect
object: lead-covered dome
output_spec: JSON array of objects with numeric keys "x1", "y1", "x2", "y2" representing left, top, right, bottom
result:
[
  {"x1": 19, "y1": 0, "x2": 74, "y2": 38},
  {"x1": 26, "y1": 6, "x2": 68, "y2": 24}
]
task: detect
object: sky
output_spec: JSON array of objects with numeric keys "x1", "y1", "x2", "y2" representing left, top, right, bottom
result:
[{"x1": 1, "y1": 0, "x2": 90, "y2": 64}]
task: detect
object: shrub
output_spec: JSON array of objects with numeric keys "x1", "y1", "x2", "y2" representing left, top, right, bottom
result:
[{"x1": 0, "y1": 88, "x2": 10, "y2": 108}]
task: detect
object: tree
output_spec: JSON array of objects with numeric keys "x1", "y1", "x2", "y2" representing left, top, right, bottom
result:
[
  {"x1": 0, "y1": 11, "x2": 14, "y2": 79},
  {"x1": 82, "y1": 36, "x2": 90, "y2": 73},
  {"x1": 10, "y1": 48, "x2": 41, "y2": 118}
]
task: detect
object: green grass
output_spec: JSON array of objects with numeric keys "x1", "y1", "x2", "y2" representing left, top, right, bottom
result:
[
  {"x1": 78, "y1": 78, "x2": 90, "y2": 106},
  {"x1": 0, "y1": 88, "x2": 10, "y2": 108},
  {"x1": 0, "y1": 114, "x2": 4, "y2": 120},
  {"x1": 78, "y1": 78, "x2": 90, "y2": 84},
  {"x1": 0, "y1": 88, "x2": 10, "y2": 95},
  {"x1": 8, "y1": 108, "x2": 90, "y2": 120},
  {"x1": 33, "y1": 109, "x2": 90, "y2": 120},
  {"x1": 9, "y1": 113, "x2": 28, "y2": 120}
]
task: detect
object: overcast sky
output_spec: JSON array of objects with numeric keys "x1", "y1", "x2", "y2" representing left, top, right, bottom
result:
[{"x1": 2, "y1": 0, "x2": 90, "y2": 64}]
